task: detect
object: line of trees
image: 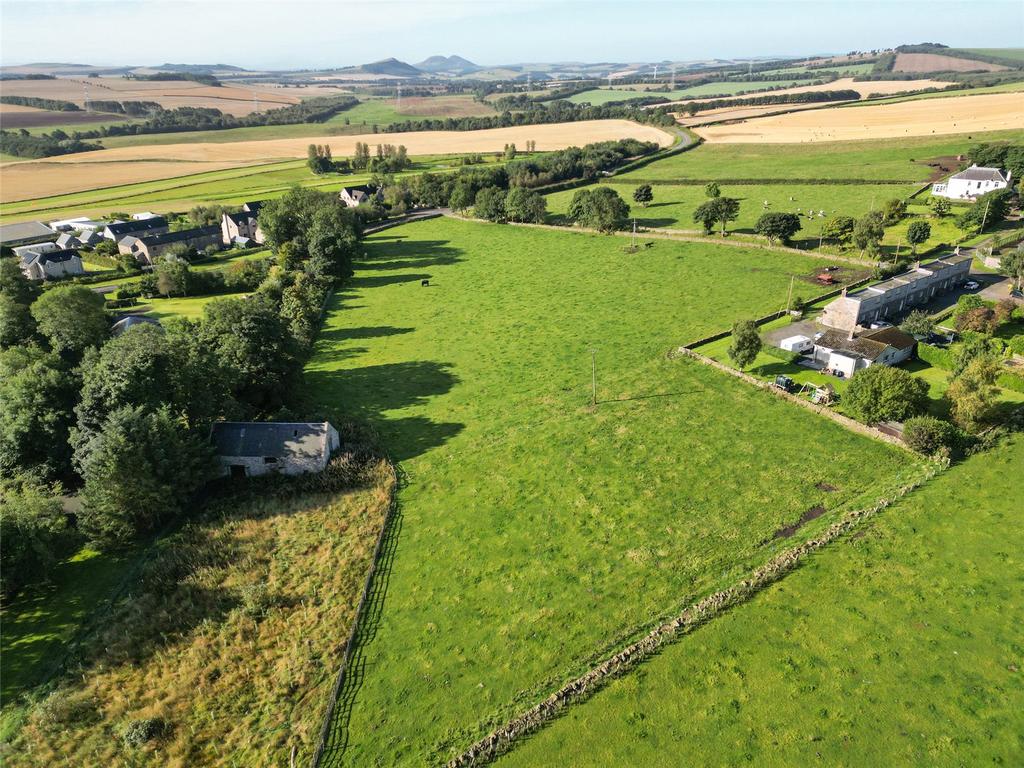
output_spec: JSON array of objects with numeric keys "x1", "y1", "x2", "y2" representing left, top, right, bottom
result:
[
  {"x1": 0, "y1": 187, "x2": 362, "y2": 598},
  {"x1": 0, "y1": 95, "x2": 81, "y2": 111},
  {"x1": 0, "y1": 130, "x2": 102, "y2": 159}
]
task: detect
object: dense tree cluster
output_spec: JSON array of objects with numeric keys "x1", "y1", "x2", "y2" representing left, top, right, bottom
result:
[
  {"x1": 967, "y1": 142, "x2": 1024, "y2": 181},
  {"x1": 0, "y1": 186, "x2": 363, "y2": 593},
  {"x1": 0, "y1": 130, "x2": 102, "y2": 159},
  {"x1": 567, "y1": 187, "x2": 630, "y2": 232},
  {"x1": 0, "y1": 95, "x2": 80, "y2": 111}
]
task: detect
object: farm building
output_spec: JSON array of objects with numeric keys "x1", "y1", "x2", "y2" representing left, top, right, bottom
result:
[
  {"x1": 55, "y1": 232, "x2": 81, "y2": 249},
  {"x1": 221, "y1": 209, "x2": 265, "y2": 246},
  {"x1": 932, "y1": 165, "x2": 1011, "y2": 200},
  {"x1": 812, "y1": 326, "x2": 917, "y2": 378},
  {"x1": 20, "y1": 249, "x2": 85, "y2": 281},
  {"x1": 50, "y1": 216, "x2": 100, "y2": 232},
  {"x1": 120, "y1": 225, "x2": 222, "y2": 265},
  {"x1": 13, "y1": 241, "x2": 59, "y2": 265},
  {"x1": 339, "y1": 185, "x2": 381, "y2": 208},
  {"x1": 0, "y1": 220, "x2": 56, "y2": 247},
  {"x1": 102, "y1": 216, "x2": 169, "y2": 241},
  {"x1": 779, "y1": 335, "x2": 813, "y2": 354},
  {"x1": 820, "y1": 253, "x2": 971, "y2": 332},
  {"x1": 210, "y1": 421, "x2": 341, "y2": 478},
  {"x1": 77, "y1": 230, "x2": 104, "y2": 247}
]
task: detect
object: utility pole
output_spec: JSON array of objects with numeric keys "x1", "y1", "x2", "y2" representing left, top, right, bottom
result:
[
  {"x1": 785, "y1": 275, "x2": 794, "y2": 312},
  {"x1": 652, "y1": 64, "x2": 658, "y2": 84},
  {"x1": 979, "y1": 199, "x2": 992, "y2": 232},
  {"x1": 632, "y1": 218, "x2": 637, "y2": 249},
  {"x1": 893, "y1": 238, "x2": 902, "y2": 264},
  {"x1": 590, "y1": 348, "x2": 598, "y2": 406}
]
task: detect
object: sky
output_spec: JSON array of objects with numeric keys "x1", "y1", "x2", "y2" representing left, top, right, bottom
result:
[{"x1": 1, "y1": 0, "x2": 1022, "y2": 70}]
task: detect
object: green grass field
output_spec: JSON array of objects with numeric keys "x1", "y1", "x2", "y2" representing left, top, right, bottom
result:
[
  {"x1": 960, "y1": 48, "x2": 1024, "y2": 63},
  {"x1": 498, "y1": 432, "x2": 1024, "y2": 767},
  {"x1": 95, "y1": 95, "x2": 495, "y2": 150},
  {"x1": 614, "y1": 129, "x2": 1024, "y2": 182},
  {"x1": 307, "y1": 217, "x2": 926, "y2": 765},
  {"x1": 568, "y1": 80, "x2": 804, "y2": 105},
  {"x1": 545, "y1": 181, "x2": 923, "y2": 247},
  {"x1": 758, "y1": 62, "x2": 877, "y2": 76}
]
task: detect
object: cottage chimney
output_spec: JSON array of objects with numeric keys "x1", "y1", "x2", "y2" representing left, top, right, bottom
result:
[
  {"x1": 841, "y1": 286, "x2": 847, "y2": 297},
  {"x1": 847, "y1": 326, "x2": 855, "y2": 341}
]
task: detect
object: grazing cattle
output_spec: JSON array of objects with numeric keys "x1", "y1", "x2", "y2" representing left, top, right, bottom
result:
[{"x1": 421, "y1": 279, "x2": 430, "y2": 287}]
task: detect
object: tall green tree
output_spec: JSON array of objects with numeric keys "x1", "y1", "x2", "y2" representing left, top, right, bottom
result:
[
  {"x1": 1000, "y1": 245, "x2": 1024, "y2": 291},
  {"x1": 474, "y1": 186, "x2": 508, "y2": 222},
  {"x1": 956, "y1": 188, "x2": 1012, "y2": 233},
  {"x1": 845, "y1": 365, "x2": 929, "y2": 424},
  {"x1": 78, "y1": 405, "x2": 213, "y2": 546},
  {"x1": 632, "y1": 184, "x2": 653, "y2": 207},
  {"x1": 930, "y1": 196, "x2": 951, "y2": 218},
  {"x1": 754, "y1": 212, "x2": 802, "y2": 244},
  {"x1": 906, "y1": 220, "x2": 931, "y2": 254},
  {"x1": 72, "y1": 323, "x2": 232, "y2": 472},
  {"x1": 505, "y1": 187, "x2": 547, "y2": 223},
  {"x1": 881, "y1": 198, "x2": 907, "y2": 226},
  {"x1": 947, "y1": 356, "x2": 1000, "y2": 429},
  {"x1": 712, "y1": 196, "x2": 740, "y2": 236},
  {"x1": 852, "y1": 211, "x2": 885, "y2": 256},
  {"x1": 0, "y1": 483, "x2": 68, "y2": 598},
  {"x1": 30, "y1": 285, "x2": 108, "y2": 358},
  {"x1": 567, "y1": 187, "x2": 629, "y2": 233},
  {"x1": 199, "y1": 295, "x2": 301, "y2": 414},
  {"x1": 821, "y1": 215, "x2": 855, "y2": 246},
  {"x1": 0, "y1": 347, "x2": 77, "y2": 481},
  {"x1": 727, "y1": 320, "x2": 762, "y2": 369},
  {"x1": 0, "y1": 294, "x2": 36, "y2": 349},
  {"x1": 154, "y1": 256, "x2": 192, "y2": 297}
]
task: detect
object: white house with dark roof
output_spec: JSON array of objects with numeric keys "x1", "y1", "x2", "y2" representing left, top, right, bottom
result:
[
  {"x1": 339, "y1": 185, "x2": 381, "y2": 208},
  {"x1": 210, "y1": 421, "x2": 341, "y2": 478},
  {"x1": 932, "y1": 165, "x2": 1011, "y2": 200},
  {"x1": 20, "y1": 249, "x2": 85, "y2": 281},
  {"x1": 812, "y1": 327, "x2": 917, "y2": 378}
]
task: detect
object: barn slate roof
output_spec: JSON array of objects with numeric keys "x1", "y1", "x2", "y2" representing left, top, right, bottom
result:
[
  {"x1": 211, "y1": 422, "x2": 331, "y2": 461},
  {"x1": 104, "y1": 217, "x2": 168, "y2": 238},
  {"x1": 0, "y1": 220, "x2": 55, "y2": 246},
  {"x1": 951, "y1": 165, "x2": 1008, "y2": 182}
]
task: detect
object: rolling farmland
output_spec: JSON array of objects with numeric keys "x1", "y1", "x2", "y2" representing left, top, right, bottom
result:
[
  {"x1": 306, "y1": 217, "x2": 925, "y2": 765},
  {"x1": 0, "y1": 120, "x2": 674, "y2": 202},
  {"x1": 695, "y1": 91, "x2": 1024, "y2": 142}
]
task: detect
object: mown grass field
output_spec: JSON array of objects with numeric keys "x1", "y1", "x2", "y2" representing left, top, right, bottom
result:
[
  {"x1": 615, "y1": 129, "x2": 1024, "y2": 182},
  {"x1": 498, "y1": 432, "x2": 1024, "y2": 767},
  {"x1": 306, "y1": 217, "x2": 927, "y2": 765},
  {"x1": 544, "y1": 181, "x2": 925, "y2": 247},
  {"x1": 2, "y1": 467, "x2": 395, "y2": 767}
]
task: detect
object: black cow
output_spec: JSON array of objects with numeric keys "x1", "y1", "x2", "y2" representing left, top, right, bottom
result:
[{"x1": 421, "y1": 279, "x2": 430, "y2": 287}]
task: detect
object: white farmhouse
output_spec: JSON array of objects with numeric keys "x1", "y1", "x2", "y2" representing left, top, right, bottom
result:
[
  {"x1": 932, "y1": 165, "x2": 1011, "y2": 200},
  {"x1": 210, "y1": 422, "x2": 341, "y2": 478},
  {"x1": 812, "y1": 327, "x2": 917, "y2": 379}
]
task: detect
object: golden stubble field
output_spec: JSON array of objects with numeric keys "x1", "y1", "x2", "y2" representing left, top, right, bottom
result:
[
  {"x1": 0, "y1": 77, "x2": 337, "y2": 116},
  {"x1": 695, "y1": 92, "x2": 1024, "y2": 143},
  {"x1": 0, "y1": 120, "x2": 673, "y2": 202},
  {"x1": 660, "y1": 77, "x2": 956, "y2": 109}
]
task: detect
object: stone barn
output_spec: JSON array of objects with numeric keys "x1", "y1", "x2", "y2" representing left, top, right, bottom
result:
[{"x1": 211, "y1": 421, "x2": 341, "y2": 478}]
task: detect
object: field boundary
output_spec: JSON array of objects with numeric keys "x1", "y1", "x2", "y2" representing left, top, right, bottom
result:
[
  {"x1": 310, "y1": 459, "x2": 402, "y2": 768},
  {"x1": 445, "y1": 455, "x2": 942, "y2": 767},
  {"x1": 674, "y1": 348, "x2": 910, "y2": 449}
]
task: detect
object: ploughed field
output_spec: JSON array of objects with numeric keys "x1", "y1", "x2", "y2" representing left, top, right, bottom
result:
[
  {"x1": 305, "y1": 216, "x2": 926, "y2": 765},
  {"x1": 498, "y1": 434, "x2": 1024, "y2": 767}
]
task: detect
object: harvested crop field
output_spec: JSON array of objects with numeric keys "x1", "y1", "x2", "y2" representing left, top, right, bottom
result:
[
  {"x1": 395, "y1": 95, "x2": 496, "y2": 117},
  {"x1": 0, "y1": 77, "x2": 305, "y2": 115},
  {"x1": 661, "y1": 77, "x2": 956, "y2": 109},
  {"x1": 893, "y1": 52, "x2": 1007, "y2": 72},
  {"x1": 0, "y1": 103, "x2": 127, "y2": 129},
  {"x1": 695, "y1": 92, "x2": 1024, "y2": 143},
  {"x1": 0, "y1": 120, "x2": 673, "y2": 202}
]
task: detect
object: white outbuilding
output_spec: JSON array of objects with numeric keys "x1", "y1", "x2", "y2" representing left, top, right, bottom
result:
[
  {"x1": 779, "y1": 335, "x2": 813, "y2": 354},
  {"x1": 210, "y1": 421, "x2": 341, "y2": 478}
]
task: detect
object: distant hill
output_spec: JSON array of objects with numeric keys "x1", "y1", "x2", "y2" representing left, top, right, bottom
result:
[
  {"x1": 152, "y1": 63, "x2": 249, "y2": 73},
  {"x1": 416, "y1": 55, "x2": 480, "y2": 74},
  {"x1": 359, "y1": 58, "x2": 422, "y2": 77}
]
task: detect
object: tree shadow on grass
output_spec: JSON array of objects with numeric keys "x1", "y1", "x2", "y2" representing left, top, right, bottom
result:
[
  {"x1": 317, "y1": 326, "x2": 415, "y2": 344},
  {"x1": 349, "y1": 273, "x2": 434, "y2": 289},
  {"x1": 306, "y1": 361, "x2": 464, "y2": 463},
  {"x1": 357, "y1": 238, "x2": 464, "y2": 272},
  {"x1": 635, "y1": 217, "x2": 677, "y2": 228}
]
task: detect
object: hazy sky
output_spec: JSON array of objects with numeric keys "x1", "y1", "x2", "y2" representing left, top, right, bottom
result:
[{"x1": 1, "y1": 0, "x2": 1022, "y2": 69}]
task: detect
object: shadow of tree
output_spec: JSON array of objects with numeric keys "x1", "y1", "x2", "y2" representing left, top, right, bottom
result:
[{"x1": 356, "y1": 238, "x2": 464, "y2": 272}]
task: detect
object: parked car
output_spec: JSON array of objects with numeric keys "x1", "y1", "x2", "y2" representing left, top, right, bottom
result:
[
  {"x1": 964, "y1": 280, "x2": 980, "y2": 290},
  {"x1": 870, "y1": 320, "x2": 893, "y2": 330}
]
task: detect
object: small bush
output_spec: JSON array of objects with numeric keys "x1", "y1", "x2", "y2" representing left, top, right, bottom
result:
[
  {"x1": 1009, "y1": 335, "x2": 1024, "y2": 357},
  {"x1": 240, "y1": 581, "x2": 272, "y2": 618},
  {"x1": 120, "y1": 717, "x2": 167, "y2": 748},
  {"x1": 34, "y1": 691, "x2": 101, "y2": 730},
  {"x1": 903, "y1": 416, "x2": 962, "y2": 457}
]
